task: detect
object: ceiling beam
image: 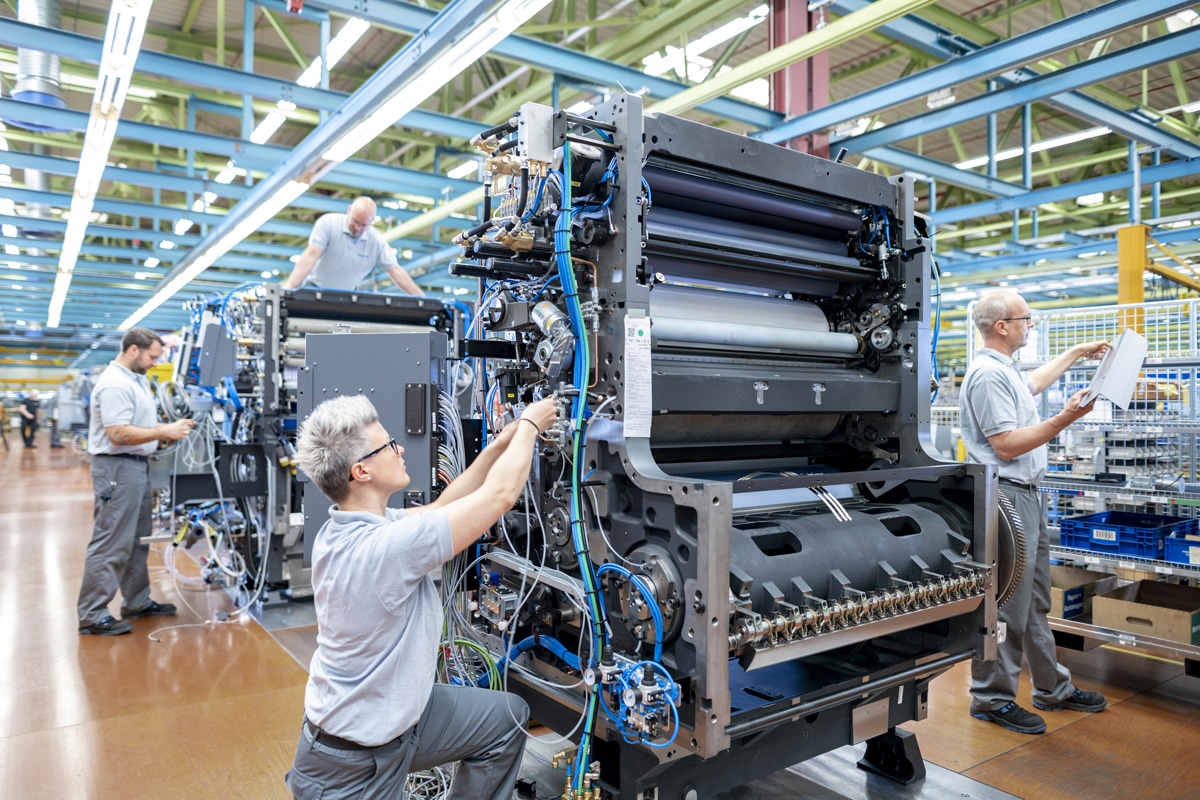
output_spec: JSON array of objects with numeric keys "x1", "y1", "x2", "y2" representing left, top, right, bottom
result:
[
  {"x1": 0, "y1": 97, "x2": 477, "y2": 198},
  {"x1": 830, "y1": 0, "x2": 1200, "y2": 159},
  {"x1": 760, "y1": 0, "x2": 1195, "y2": 144},
  {"x1": 841, "y1": 26, "x2": 1200, "y2": 155},
  {"x1": 303, "y1": 0, "x2": 782, "y2": 129},
  {"x1": 930, "y1": 157, "x2": 1200, "y2": 225}
]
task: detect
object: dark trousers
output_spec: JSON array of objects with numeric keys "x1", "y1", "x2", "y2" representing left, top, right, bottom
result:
[
  {"x1": 21, "y1": 418, "x2": 36, "y2": 446},
  {"x1": 76, "y1": 455, "x2": 154, "y2": 625}
]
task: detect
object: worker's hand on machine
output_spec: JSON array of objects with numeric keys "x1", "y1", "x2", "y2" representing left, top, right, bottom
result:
[
  {"x1": 163, "y1": 418, "x2": 196, "y2": 442},
  {"x1": 518, "y1": 397, "x2": 559, "y2": 436}
]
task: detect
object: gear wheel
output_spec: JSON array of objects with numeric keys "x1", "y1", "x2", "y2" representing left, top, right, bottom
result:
[{"x1": 994, "y1": 489, "x2": 1027, "y2": 608}]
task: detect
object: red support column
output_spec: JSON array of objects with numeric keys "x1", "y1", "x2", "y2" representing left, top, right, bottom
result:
[{"x1": 769, "y1": 0, "x2": 830, "y2": 158}]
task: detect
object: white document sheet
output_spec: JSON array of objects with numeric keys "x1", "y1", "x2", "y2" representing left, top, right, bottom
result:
[{"x1": 1081, "y1": 328, "x2": 1148, "y2": 410}]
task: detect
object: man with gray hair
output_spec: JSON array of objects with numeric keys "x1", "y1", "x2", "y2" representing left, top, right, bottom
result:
[
  {"x1": 77, "y1": 327, "x2": 195, "y2": 636},
  {"x1": 959, "y1": 289, "x2": 1109, "y2": 733},
  {"x1": 281, "y1": 196, "x2": 425, "y2": 296},
  {"x1": 286, "y1": 393, "x2": 557, "y2": 799}
]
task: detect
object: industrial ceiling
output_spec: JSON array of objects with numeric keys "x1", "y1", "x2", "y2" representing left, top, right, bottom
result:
[{"x1": 0, "y1": 0, "x2": 1198, "y2": 376}]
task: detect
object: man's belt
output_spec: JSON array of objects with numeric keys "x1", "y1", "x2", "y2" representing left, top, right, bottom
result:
[
  {"x1": 999, "y1": 478, "x2": 1034, "y2": 489},
  {"x1": 96, "y1": 453, "x2": 149, "y2": 463},
  {"x1": 305, "y1": 720, "x2": 373, "y2": 751}
]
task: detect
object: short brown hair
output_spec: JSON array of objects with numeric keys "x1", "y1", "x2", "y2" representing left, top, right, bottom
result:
[{"x1": 121, "y1": 327, "x2": 164, "y2": 353}]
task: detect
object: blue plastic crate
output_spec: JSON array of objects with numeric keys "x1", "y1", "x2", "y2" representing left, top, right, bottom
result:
[
  {"x1": 1058, "y1": 512, "x2": 1198, "y2": 559},
  {"x1": 1164, "y1": 533, "x2": 1200, "y2": 567}
]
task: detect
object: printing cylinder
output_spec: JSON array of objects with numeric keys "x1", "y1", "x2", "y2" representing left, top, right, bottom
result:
[
  {"x1": 730, "y1": 502, "x2": 967, "y2": 606},
  {"x1": 649, "y1": 285, "x2": 861, "y2": 356}
]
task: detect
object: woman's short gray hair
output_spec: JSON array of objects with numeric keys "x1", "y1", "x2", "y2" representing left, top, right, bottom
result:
[
  {"x1": 972, "y1": 290, "x2": 1019, "y2": 334},
  {"x1": 296, "y1": 394, "x2": 379, "y2": 503}
]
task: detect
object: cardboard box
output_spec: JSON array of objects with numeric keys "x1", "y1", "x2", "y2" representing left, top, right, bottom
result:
[
  {"x1": 1049, "y1": 566, "x2": 1118, "y2": 620},
  {"x1": 1092, "y1": 581, "x2": 1200, "y2": 645}
]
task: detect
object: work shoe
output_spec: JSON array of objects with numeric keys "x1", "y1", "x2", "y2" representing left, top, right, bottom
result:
[
  {"x1": 79, "y1": 616, "x2": 133, "y2": 636},
  {"x1": 121, "y1": 600, "x2": 178, "y2": 618},
  {"x1": 970, "y1": 701, "x2": 1046, "y2": 734},
  {"x1": 1033, "y1": 688, "x2": 1107, "y2": 713}
]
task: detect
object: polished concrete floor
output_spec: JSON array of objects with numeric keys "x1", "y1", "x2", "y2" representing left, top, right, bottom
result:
[{"x1": 2, "y1": 436, "x2": 1199, "y2": 799}]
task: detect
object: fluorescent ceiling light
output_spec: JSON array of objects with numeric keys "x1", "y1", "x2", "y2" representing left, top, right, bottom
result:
[
  {"x1": 250, "y1": 105, "x2": 290, "y2": 144},
  {"x1": 926, "y1": 88, "x2": 956, "y2": 110},
  {"x1": 835, "y1": 117, "x2": 871, "y2": 138},
  {"x1": 1167, "y1": 9, "x2": 1199, "y2": 32},
  {"x1": 1076, "y1": 193, "x2": 1105, "y2": 207},
  {"x1": 297, "y1": 17, "x2": 372, "y2": 88},
  {"x1": 214, "y1": 162, "x2": 239, "y2": 184},
  {"x1": 954, "y1": 126, "x2": 1111, "y2": 170},
  {"x1": 446, "y1": 161, "x2": 480, "y2": 180},
  {"x1": 121, "y1": 180, "x2": 310, "y2": 330},
  {"x1": 143, "y1": 256, "x2": 160, "y2": 268},
  {"x1": 637, "y1": 5, "x2": 769, "y2": 106},
  {"x1": 159, "y1": 240, "x2": 176, "y2": 250},
  {"x1": 642, "y1": 5, "x2": 768, "y2": 78},
  {"x1": 173, "y1": 218, "x2": 194, "y2": 235},
  {"x1": 322, "y1": 0, "x2": 555, "y2": 163},
  {"x1": 48, "y1": 0, "x2": 153, "y2": 328}
]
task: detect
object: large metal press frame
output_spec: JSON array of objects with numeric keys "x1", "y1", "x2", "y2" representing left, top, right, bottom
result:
[{"x1": 463, "y1": 96, "x2": 1007, "y2": 799}]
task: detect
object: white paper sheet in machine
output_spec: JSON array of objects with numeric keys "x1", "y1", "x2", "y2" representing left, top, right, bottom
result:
[{"x1": 1081, "y1": 328, "x2": 1148, "y2": 409}]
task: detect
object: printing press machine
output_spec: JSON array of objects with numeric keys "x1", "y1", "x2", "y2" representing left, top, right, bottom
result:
[{"x1": 449, "y1": 96, "x2": 1023, "y2": 800}]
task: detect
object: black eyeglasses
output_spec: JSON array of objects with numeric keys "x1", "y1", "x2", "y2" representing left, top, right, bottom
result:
[
  {"x1": 348, "y1": 438, "x2": 399, "y2": 481},
  {"x1": 1001, "y1": 316, "x2": 1033, "y2": 325}
]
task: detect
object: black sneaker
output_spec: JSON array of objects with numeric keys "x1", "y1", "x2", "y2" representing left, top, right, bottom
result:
[
  {"x1": 1033, "y1": 688, "x2": 1107, "y2": 713},
  {"x1": 121, "y1": 600, "x2": 178, "y2": 618},
  {"x1": 970, "y1": 701, "x2": 1046, "y2": 734},
  {"x1": 79, "y1": 616, "x2": 133, "y2": 636}
]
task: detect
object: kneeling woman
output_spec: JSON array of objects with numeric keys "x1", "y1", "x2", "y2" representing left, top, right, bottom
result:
[{"x1": 286, "y1": 393, "x2": 558, "y2": 800}]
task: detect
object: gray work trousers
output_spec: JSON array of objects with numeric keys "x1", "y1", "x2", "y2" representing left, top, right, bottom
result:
[
  {"x1": 286, "y1": 684, "x2": 529, "y2": 800},
  {"x1": 76, "y1": 456, "x2": 153, "y2": 626},
  {"x1": 970, "y1": 483, "x2": 1074, "y2": 711}
]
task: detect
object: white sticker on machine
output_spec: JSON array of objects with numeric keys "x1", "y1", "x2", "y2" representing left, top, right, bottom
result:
[{"x1": 623, "y1": 315, "x2": 653, "y2": 439}]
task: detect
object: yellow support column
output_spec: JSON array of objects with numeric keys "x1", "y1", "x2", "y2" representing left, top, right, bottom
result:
[{"x1": 1116, "y1": 224, "x2": 1148, "y2": 333}]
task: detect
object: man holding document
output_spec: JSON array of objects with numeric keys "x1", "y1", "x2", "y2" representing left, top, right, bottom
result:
[{"x1": 959, "y1": 290, "x2": 1111, "y2": 734}]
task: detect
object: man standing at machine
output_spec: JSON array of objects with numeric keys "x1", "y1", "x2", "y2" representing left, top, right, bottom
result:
[
  {"x1": 281, "y1": 196, "x2": 425, "y2": 296},
  {"x1": 18, "y1": 390, "x2": 39, "y2": 448},
  {"x1": 77, "y1": 328, "x2": 195, "y2": 636},
  {"x1": 959, "y1": 289, "x2": 1109, "y2": 733}
]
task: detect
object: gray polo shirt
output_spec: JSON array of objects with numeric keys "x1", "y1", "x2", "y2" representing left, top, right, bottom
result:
[
  {"x1": 959, "y1": 347, "x2": 1047, "y2": 485},
  {"x1": 304, "y1": 212, "x2": 399, "y2": 290},
  {"x1": 88, "y1": 361, "x2": 159, "y2": 457},
  {"x1": 305, "y1": 505, "x2": 453, "y2": 746}
]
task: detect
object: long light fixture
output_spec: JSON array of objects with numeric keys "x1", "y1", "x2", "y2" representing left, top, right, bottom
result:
[
  {"x1": 47, "y1": 0, "x2": 152, "y2": 328},
  {"x1": 322, "y1": 0, "x2": 553, "y2": 163},
  {"x1": 249, "y1": 18, "x2": 372, "y2": 146},
  {"x1": 954, "y1": 126, "x2": 1111, "y2": 170},
  {"x1": 297, "y1": 17, "x2": 372, "y2": 88},
  {"x1": 120, "y1": 180, "x2": 310, "y2": 330}
]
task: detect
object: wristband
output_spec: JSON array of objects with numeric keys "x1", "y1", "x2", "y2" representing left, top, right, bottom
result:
[{"x1": 517, "y1": 417, "x2": 541, "y2": 435}]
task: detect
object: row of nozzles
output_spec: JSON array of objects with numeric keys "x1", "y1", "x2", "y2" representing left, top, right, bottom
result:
[{"x1": 728, "y1": 569, "x2": 989, "y2": 651}]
